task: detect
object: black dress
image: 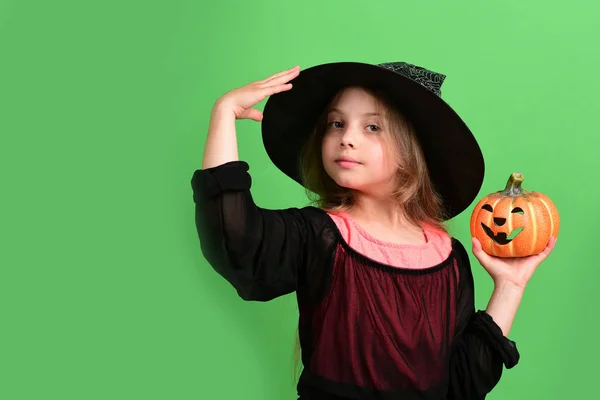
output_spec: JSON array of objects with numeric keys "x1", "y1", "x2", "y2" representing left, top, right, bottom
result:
[{"x1": 191, "y1": 161, "x2": 520, "y2": 400}]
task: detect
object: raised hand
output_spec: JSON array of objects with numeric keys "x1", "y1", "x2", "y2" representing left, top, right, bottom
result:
[{"x1": 216, "y1": 66, "x2": 300, "y2": 122}]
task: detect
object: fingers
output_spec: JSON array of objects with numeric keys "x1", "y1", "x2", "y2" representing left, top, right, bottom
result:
[
  {"x1": 270, "y1": 82, "x2": 293, "y2": 94},
  {"x1": 536, "y1": 236, "x2": 557, "y2": 262},
  {"x1": 258, "y1": 82, "x2": 293, "y2": 100},
  {"x1": 259, "y1": 66, "x2": 300, "y2": 86},
  {"x1": 260, "y1": 66, "x2": 299, "y2": 82},
  {"x1": 510, "y1": 236, "x2": 556, "y2": 278}
]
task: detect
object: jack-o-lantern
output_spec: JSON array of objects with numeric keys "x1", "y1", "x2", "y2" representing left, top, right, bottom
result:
[{"x1": 470, "y1": 172, "x2": 560, "y2": 258}]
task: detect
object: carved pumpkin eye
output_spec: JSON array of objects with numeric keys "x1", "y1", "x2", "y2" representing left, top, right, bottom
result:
[
  {"x1": 482, "y1": 204, "x2": 493, "y2": 212},
  {"x1": 512, "y1": 207, "x2": 524, "y2": 215}
]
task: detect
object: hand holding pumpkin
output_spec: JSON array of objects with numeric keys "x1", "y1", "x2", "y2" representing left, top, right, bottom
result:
[{"x1": 471, "y1": 235, "x2": 557, "y2": 289}]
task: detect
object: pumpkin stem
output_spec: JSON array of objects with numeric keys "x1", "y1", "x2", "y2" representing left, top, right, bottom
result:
[{"x1": 502, "y1": 172, "x2": 524, "y2": 196}]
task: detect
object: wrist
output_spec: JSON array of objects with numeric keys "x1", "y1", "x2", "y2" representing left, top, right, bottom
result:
[
  {"x1": 212, "y1": 98, "x2": 236, "y2": 119},
  {"x1": 493, "y1": 279, "x2": 526, "y2": 296},
  {"x1": 486, "y1": 280, "x2": 525, "y2": 337}
]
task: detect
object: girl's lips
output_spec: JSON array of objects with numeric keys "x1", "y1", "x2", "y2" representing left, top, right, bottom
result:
[{"x1": 336, "y1": 160, "x2": 361, "y2": 168}]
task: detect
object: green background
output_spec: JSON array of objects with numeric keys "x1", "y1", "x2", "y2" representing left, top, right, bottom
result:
[{"x1": 1, "y1": 0, "x2": 596, "y2": 399}]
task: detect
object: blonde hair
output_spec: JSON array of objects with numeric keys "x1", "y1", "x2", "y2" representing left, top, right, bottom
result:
[{"x1": 292, "y1": 86, "x2": 449, "y2": 381}]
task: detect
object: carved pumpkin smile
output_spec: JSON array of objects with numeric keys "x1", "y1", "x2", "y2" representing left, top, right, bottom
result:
[{"x1": 480, "y1": 222, "x2": 524, "y2": 245}]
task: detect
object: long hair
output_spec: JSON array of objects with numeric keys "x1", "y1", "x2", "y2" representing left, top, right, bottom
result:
[{"x1": 292, "y1": 85, "x2": 449, "y2": 381}]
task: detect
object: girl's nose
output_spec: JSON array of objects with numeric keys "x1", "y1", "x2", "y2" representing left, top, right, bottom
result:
[{"x1": 340, "y1": 129, "x2": 356, "y2": 148}]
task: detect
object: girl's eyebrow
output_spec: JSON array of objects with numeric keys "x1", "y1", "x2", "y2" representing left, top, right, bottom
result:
[{"x1": 328, "y1": 108, "x2": 381, "y2": 117}]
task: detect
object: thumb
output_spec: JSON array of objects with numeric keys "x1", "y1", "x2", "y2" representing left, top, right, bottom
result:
[
  {"x1": 239, "y1": 108, "x2": 263, "y2": 122},
  {"x1": 471, "y1": 237, "x2": 492, "y2": 266}
]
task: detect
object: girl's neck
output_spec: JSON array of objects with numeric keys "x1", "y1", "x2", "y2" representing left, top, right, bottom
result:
[
  {"x1": 348, "y1": 197, "x2": 416, "y2": 230},
  {"x1": 342, "y1": 205, "x2": 427, "y2": 246}
]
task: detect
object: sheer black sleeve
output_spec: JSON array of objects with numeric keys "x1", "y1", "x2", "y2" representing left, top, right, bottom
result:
[
  {"x1": 190, "y1": 161, "x2": 313, "y2": 302},
  {"x1": 447, "y1": 239, "x2": 521, "y2": 399}
]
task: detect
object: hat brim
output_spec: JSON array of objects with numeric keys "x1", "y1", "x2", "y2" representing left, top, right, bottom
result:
[{"x1": 261, "y1": 62, "x2": 484, "y2": 220}]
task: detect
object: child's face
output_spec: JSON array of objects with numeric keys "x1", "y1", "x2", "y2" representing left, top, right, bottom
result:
[{"x1": 321, "y1": 87, "x2": 399, "y2": 196}]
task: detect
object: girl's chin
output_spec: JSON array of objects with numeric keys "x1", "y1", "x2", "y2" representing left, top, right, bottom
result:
[{"x1": 330, "y1": 178, "x2": 363, "y2": 191}]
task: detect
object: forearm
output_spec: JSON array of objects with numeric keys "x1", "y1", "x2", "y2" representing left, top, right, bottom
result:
[
  {"x1": 202, "y1": 101, "x2": 239, "y2": 169},
  {"x1": 484, "y1": 280, "x2": 525, "y2": 337}
]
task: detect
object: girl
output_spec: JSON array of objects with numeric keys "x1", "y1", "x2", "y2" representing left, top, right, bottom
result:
[{"x1": 191, "y1": 62, "x2": 557, "y2": 400}]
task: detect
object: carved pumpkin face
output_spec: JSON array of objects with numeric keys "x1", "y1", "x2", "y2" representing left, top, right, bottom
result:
[{"x1": 470, "y1": 173, "x2": 560, "y2": 258}]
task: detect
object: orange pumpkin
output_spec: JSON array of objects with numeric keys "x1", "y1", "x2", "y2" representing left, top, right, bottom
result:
[{"x1": 469, "y1": 172, "x2": 560, "y2": 258}]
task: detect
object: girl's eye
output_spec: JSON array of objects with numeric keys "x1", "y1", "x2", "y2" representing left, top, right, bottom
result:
[
  {"x1": 367, "y1": 124, "x2": 380, "y2": 132},
  {"x1": 328, "y1": 121, "x2": 344, "y2": 129}
]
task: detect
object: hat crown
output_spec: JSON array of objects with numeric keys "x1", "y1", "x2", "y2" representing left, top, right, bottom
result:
[{"x1": 377, "y1": 62, "x2": 446, "y2": 96}]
